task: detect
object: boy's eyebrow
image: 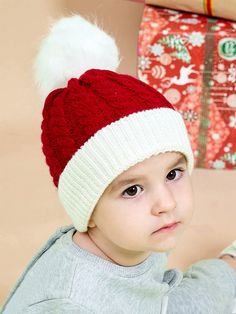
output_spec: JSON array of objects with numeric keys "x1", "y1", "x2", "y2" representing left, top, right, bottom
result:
[
  {"x1": 169, "y1": 155, "x2": 187, "y2": 169},
  {"x1": 109, "y1": 155, "x2": 187, "y2": 192},
  {"x1": 109, "y1": 176, "x2": 147, "y2": 193}
]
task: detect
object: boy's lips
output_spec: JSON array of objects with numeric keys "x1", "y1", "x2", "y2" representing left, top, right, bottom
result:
[{"x1": 152, "y1": 221, "x2": 179, "y2": 234}]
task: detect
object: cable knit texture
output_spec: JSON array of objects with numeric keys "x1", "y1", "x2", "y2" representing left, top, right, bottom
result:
[{"x1": 41, "y1": 69, "x2": 173, "y2": 186}]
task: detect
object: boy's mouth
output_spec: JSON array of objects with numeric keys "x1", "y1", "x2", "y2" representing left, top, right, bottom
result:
[{"x1": 152, "y1": 222, "x2": 179, "y2": 234}]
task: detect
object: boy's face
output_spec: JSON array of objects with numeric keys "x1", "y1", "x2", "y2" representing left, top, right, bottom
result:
[{"x1": 88, "y1": 151, "x2": 194, "y2": 265}]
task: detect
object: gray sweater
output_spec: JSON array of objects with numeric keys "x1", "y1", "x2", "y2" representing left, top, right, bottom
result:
[{"x1": 2, "y1": 225, "x2": 236, "y2": 314}]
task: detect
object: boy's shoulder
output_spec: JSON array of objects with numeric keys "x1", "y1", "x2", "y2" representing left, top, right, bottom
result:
[
  {"x1": 21, "y1": 224, "x2": 78, "y2": 279},
  {"x1": 22, "y1": 224, "x2": 77, "y2": 279},
  {"x1": 2, "y1": 225, "x2": 78, "y2": 313}
]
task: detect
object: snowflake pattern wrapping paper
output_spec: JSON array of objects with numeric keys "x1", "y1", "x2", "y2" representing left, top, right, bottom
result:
[{"x1": 138, "y1": 6, "x2": 236, "y2": 170}]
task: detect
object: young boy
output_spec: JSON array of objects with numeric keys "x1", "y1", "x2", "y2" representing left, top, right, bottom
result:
[{"x1": 2, "y1": 14, "x2": 236, "y2": 314}]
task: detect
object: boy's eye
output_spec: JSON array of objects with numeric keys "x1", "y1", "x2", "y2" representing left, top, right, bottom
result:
[
  {"x1": 166, "y1": 169, "x2": 184, "y2": 181},
  {"x1": 122, "y1": 185, "x2": 143, "y2": 198}
]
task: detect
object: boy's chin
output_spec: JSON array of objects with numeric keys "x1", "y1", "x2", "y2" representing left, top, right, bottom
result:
[{"x1": 152, "y1": 237, "x2": 179, "y2": 253}]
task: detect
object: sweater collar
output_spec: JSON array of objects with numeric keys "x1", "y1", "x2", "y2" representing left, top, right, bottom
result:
[{"x1": 62, "y1": 227, "x2": 168, "y2": 278}]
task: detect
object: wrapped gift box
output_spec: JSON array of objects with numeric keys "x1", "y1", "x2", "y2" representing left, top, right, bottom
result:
[
  {"x1": 138, "y1": 6, "x2": 236, "y2": 169},
  {"x1": 127, "y1": 0, "x2": 236, "y2": 21},
  {"x1": 145, "y1": 0, "x2": 236, "y2": 22}
]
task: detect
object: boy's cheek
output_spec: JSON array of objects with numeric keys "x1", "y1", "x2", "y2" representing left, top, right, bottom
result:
[
  {"x1": 176, "y1": 180, "x2": 194, "y2": 207},
  {"x1": 176, "y1": 189, "x2": 194, "y2": 224},
  {"x1": 183, "y1": 177, "x2": 194, "y2": 208},
  {"x1": 183, "y1": 200, "x2": 195, "y2": 226}
]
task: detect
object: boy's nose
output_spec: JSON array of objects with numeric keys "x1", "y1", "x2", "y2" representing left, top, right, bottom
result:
[{"x1": 150, "y1": 185, "x2": 177, "y2": 216}]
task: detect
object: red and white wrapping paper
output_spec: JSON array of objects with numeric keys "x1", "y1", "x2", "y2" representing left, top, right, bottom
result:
[
  {"x1": 126, "y1": 0, "x2": 236, "y2": 22},
  {"x1": 138, "y1": 6, "x2": 236, "y2": 169}
]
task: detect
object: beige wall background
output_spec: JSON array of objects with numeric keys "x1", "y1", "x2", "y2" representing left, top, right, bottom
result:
[{"x1": 0, "y1": 0, "x2": 235, "y2": 304}]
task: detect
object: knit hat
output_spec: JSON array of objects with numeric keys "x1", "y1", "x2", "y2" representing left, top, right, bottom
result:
[{"x1": 35, "y1": 15, "x2": 194, "y2": 232}]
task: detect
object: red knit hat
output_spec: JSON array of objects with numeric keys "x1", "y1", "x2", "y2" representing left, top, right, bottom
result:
[{"x1": 35, "y1": 15, "x2": 194, "y2": 231}]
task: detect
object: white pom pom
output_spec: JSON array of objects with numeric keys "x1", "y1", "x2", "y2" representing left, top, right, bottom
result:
[{"x1": 34, "y1": 15, "x2": 120, "y2": 100}]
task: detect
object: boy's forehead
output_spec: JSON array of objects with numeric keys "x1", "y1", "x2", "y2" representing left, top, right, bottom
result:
[
  {"x1": 107, "y1": 152, "x2": 186, "y2": 191},
  {"x1": 118, "y1": 152, "x2": 186, "y2": 177}
]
